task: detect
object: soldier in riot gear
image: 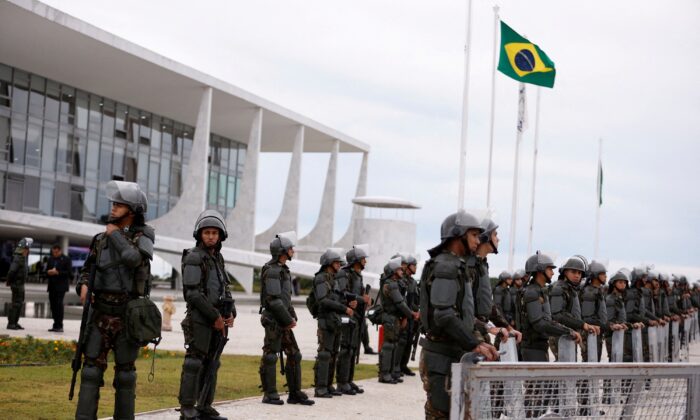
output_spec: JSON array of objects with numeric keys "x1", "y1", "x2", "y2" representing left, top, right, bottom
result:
[
  {"x1": 418, "y1": 211, "x2": 499, "y2": 419},
  {"x1": 605, "y1": 270, "x2": 633, "y2": 361},
  {"x1": 335, "y1": 244, "x2": 371, "y2": 395},
  {"x1": 178, "y1": 210, "x2": 236, "y2": 420},
  {"x1": 74, "y1": 181, "x2": 155, "y2": 420},
  {"x1": 549, "y1": 256, "x2": 598, "y2": 360},
  {"x1": 258, "y1": 232, "x2": 314, "y2": 406},
  {"x1": 313, "y1": 248, "x2": 354, "y2": 398},
  {"x1": 379, "y1": 256, "x2": 418, "y2": 383},
  {"x1": 399, "y1": 255, "x2": 420, "y2": 376},
  {"x1": 510, "y1": 269, "x2": 525, "y2": 328},
  {"x1": 650, "y1": 272, "x2": 672, "y2": 327},
  {"x1": 493, "y1": 271, "x2": 513, "y2": 326},
  {"x1": 635, "y1": 268, "x2": 660, "y2": 362},
  {"x1": 519, "y1": 251, "x2": 580, "y2": 418},
  {"x1": 5, "y1": 237, "x2": 31, "y2": 330},
  {"x1": 580, "y1": 260, "x2": 609, "y2": 362}
]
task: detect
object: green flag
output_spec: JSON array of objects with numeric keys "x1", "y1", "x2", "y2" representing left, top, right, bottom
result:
[{"x1": 498, "y1": 21, "x2": 556, "y2": 88}]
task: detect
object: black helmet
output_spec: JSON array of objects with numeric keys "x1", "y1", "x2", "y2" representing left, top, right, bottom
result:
[
  {"x1": 588, "y1": 260, "x2": 607, "y2": 277},
  {"x1": 525, "y1": 251, "x2": 556, "y2": 274},
  {"x1": 346, "y1": 244, "x2": 369, "y2": 266},
  {"x1": 270, "y1": 231, "x2": 297, "y2": 259},
  {"x1": 498, "y1": 271, "x2": 512, "y2": 284},
  {"x1": 429, "y1": 210, "x2": 484, "y2": 257},
  {"x1": 193, "y1": 210, "x2": 227, "y2": 241},
  {"x1": 479, "y1": 218, "x2": 499, "y2": 254},
  {"x1": 320, "y1": 248, "x2": 343, "y2": 267},
  {"x1": 561, "y1": 256, "x2": 588, "y2": 274},
  {"x1": 105, "y1": 180, "x2": 147, "y2": 214}
]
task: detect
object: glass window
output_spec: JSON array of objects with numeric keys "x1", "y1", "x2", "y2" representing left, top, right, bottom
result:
[
  {"x1": 10, "y1": 118, "x2": 26, "y2": 164},
  {"x1": 150, "y1": 116, "x2": 161, "y2": 150},
  {"x1": 101, "y1": 102, "x2": 115, "y2": 139},
  {"x1": 25, "y1": 122, "x2": 41, "y2": 168},
  {"x1": 59, "y1": 86, "x2": 75, "y2": 125},
  {"x1": 125, "y1": 156, "x2": 137, "y2": 182},
  {"x1": 28, "y1": 75, "x2": 45, "y2": 118},
  {"x1": 10, "y1": 84, "x2": 28, "y2": 115},
  {"x1": 72, "y1": 135, "x2": 86, "y2": 177},
  {"x1": 227, "y1": 177, "x2": 235, "y2": 208},
  {"x1": 129, "y1": 116, "x2": 140, "y2": 143},
  {"x1": 159, "y1": 158, "x2": 169, "y2": 193},
  {"x1": 54, "y1": 181, "x2": 70, "y2": 216},
  {"x1": 0, "y1": 173, "x2": 4, "y2": 207},
  {"x1": 39, "y1": 180, "x2": 54, "y2": 215},
  {"x1": 137, "y1": 152, "x2": 148, "y2": 185},
  {"x1": 57, "y1": 131, "x2": 72, "y2": 174},
  {"x1": 161, "y1": 127, "x2": 172, "y2": 154},
  {"x1": 23, "y1": 175, "x2": 40, "y2": 210},
  {"x1": 45, "y1": 81, "x2": 60, "y2": 122},
  {"x1": 115, "y1": 104, "x2": 127, "y2": 138},
  {"x1": 75, "y1": 92, "x2": 88, "y2": 130},
  {"x1": 170, "y1": 164, "x2": 181, "y2": 197},
  {"x1": 41, "y1": 125, "x2": 57, "y2": 172},
  {"x1": 139, "y1": 113, "x2": 151, "y2": 145},
  {"x1": 148, "y1": 161, "x2": 159, "y2": 192},
  {"x1": 96, "y1": 195, "x2": 109, "y2": 221},
  {"x1": 112, "y1": 143, "x2": 124, "y2": 178},
  {"x1": 158, "y1": 197, "x2": 168, "y2": 218},
  {"x1": 86, "y1": 139, "x2": 98, "y2": 179},
  {"x1": 70, "y1": 187, "x2": 83, "y2": 221},
  {"x1": 0, "y1": 115, "x2": 9, "y2": 162},
  {"x1": 208, "y1": 172, "x2": 217, "y2": 206},
  {"x1": 218, "y1": 173, "x2": 227, "y2": 206},
  {"x1": 229, "y1": 145, "x2": 238, "y2": 174},
  {"x1": 88, "y1": 96, "x2": 101, "y2": 133},
  {"x1": 99, "y1": 145, "x2": 112, "y2": 181},
  {"x1": 83, "y1": 187, "x2": 96, "y2": 220},
  {"x1": 6, "y1": 177, "x2": 22, "y2": 211},
  {"x1": 0, "y1": 64, "x2": 11, "y2": 83}
]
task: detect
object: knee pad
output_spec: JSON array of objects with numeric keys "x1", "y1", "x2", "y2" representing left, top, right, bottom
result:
[
  {"x1": 183, "y1": 357, "x2": 203, "y2": 374},
  {"x1": 114, "y1": 369, "x2": 137, "y2": 388},
  {"x1": 381, "y1": 342, "x2": 395, "y2": 353},
  {"x1": 317, "y1": 350, "x2": 331, "y2": 362},
  {"x1": 262, "y1": 353, "x2": 278, "y2": 366},
  {"x1": 81, "y1": 364, "x2": 102, "y2": 385},
  {"x1": 290, "y1": 351, "x2": 301, "y2": 364}
]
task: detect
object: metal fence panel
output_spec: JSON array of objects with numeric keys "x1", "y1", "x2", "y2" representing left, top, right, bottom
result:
[
  {"x1": 558, "y1": 336, "x2": 577, "y2": 362},
  {"x1": 632, "y1": 328, "x2": 644, "y2": 362},
  {"x1": 673, "y1": 321, "x2": 681, "y2": 362},
  {"x1": 587, "y1": 333, "x2": 598, "y2": 363},
  {"x1": 612, "y1": 330, "x2": 624, "y2": 362},
  {"x1": 648, "y1": 325, "x2": 658, "y2": 363},
  {"x1": 452, "y1": 361, "x2": 700, "y2": 420}
]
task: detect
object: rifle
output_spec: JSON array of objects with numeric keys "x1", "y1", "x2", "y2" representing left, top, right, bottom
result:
[
  {"x1": 198, "y1": 297, "x2": 234, "y2": 408},
  {"x1": 410, "y1": 321, "x2": 421, "y2": 361},
  {"x1": 69, "y1": 260, "x2": 96, "y2": 400},
  {"x1": 406, "y1": 287, "x2": 420, "y2": 361},
  {"x1": 355, "y1": 284, "x2": 372, "y2": 364}
]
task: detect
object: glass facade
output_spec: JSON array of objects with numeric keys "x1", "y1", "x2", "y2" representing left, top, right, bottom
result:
[{"x1": 0, "y1": 63, "x2": 245, "y2": 223}]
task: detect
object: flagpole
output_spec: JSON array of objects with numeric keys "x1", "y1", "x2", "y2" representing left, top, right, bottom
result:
[
  {"x1": 508, "y1": 83, "x2": 526, "y2": 271},
  {"x1": 485, "y1": 5, "x2": 500, "y2": 209},
  {"x1": 526, "y1": 87, "x2": 542, "y2": 256},
  {"x1": 457, "y1": 0, "x2": 474, "y2": 210},
  {"x1": 594, "y1": 138, "x2": 603, "y2": 259}
]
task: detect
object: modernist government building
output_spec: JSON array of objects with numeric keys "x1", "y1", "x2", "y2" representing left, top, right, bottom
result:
[{"x1": 0, "y1": 0, "x2": 418, "y2": 292}]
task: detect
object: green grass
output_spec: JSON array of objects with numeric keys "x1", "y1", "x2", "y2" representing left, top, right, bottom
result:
[{"x1": 0, "y1": 350, "x2": 378, "y2": 419}]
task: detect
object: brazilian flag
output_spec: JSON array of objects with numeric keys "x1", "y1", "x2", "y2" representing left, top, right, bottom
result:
[{"x1": 498, "y1": 21, "x2": 556, "y2": 88}]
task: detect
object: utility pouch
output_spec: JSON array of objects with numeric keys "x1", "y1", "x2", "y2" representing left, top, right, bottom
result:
[{"x1": 125, "y1": 297, "x2": 162, "y2": 346}]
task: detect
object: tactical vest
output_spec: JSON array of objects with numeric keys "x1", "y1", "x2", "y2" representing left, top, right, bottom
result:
[
  {"x1": 93, "y1": 230, "x2": 151, "y2": 295},
  {"x1": 259, "y1": 261, "x2": 293, "y2": 312}
]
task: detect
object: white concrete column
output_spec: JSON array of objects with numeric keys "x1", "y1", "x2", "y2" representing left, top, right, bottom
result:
[
  {"x1": 150, "y1": 86, "x2": 211, "y2": 239},
  {"x1": 59, "y1": 235, "x2": 69, "y2": 254},
  {"x1": 255, "y1": 125, "x2": 304, "y2": 251},
  {"x1": 226, "y1": 107, "x2": 263, "y2": 294},
  {"x1": 298, "y1": 139, "x2": 339, "y2": 257},
  {"x1": 334, "y1": 151, "x2": 368, "y2": 248}
]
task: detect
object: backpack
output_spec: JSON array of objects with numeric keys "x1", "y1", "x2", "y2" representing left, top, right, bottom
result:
[{"x1": 306, "y1": 287, "x2": 319, "y2": 318}]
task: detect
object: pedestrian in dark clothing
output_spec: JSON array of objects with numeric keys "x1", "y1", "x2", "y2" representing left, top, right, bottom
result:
[{"x1": 45, "y1": 244, "x2": 72, "y2": 332}]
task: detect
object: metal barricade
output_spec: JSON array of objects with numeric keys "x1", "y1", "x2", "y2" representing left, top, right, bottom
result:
[
  {"x1": 685, "y1": 318, "x2": 693, "y2": 361},
  {"x1": 451, "y1": 360, "x2": 700, "y2": 420},
  {"x1": 648, "y1": 325, "x2": 659, "y2": 363},
  {"x1": 632, "y1": 327, "x2": 644, "y2": 362},
  {"x1": 611, "y1": 330, "x2": 624, "y2": 362},
  {"x1": 673, "y1": 320, "x2": 681, "y2": 362},
  {"x1": 557, "y1": 336, "x2": 577, "y2": 417}
]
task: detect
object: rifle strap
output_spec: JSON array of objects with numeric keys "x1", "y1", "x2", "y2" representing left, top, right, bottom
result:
[{"x1": 148, "y1": 341, "x2": 158, "y2": 383}]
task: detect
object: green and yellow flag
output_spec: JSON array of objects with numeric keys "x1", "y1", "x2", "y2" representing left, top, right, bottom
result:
[{"x1": 498, "y1": 21, "x2": 556, "y2": 88}]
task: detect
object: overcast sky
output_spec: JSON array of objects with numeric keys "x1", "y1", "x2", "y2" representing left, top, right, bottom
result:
[{"x1": 42, "y1": 0, "x2": 700, "y2": 277}]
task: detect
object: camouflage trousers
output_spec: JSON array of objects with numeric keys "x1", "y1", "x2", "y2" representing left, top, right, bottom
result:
[{"x1": 419, "y1": 347, "x2": 459, "y2": 420}]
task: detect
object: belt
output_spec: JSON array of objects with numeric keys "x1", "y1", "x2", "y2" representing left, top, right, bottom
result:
[
  {"x1": 419, "y1": 337, "x2": 464, "y2": 359},
  {"x1": 94, "y1": 293, "x2": 129, "y2": 316}
]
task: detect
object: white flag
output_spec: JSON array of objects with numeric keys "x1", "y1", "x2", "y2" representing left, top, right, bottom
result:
[{"x1": 517, "y1": 83, "x2": 528, "y2": 133}]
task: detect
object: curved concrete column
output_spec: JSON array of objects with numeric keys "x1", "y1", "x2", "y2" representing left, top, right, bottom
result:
[
  {"x1": 150, "y1": 86, "x2": 211, "y2": 239},
  {"x1": 334, "y1": 151, "x2": 368, "y2": 249},
  {"x1": 298, "y1": 139, "x2": 338, "y2": 260},
  {"x1": 225, "y1": 107, "x2": 263, "y2": 294},
  {"x1": 255, "y1": 125, "x2": 304, "y2": 251}
]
